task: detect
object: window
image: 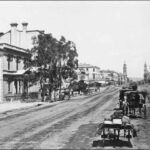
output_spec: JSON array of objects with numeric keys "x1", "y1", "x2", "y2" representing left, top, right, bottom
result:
[
  {"x1": 93, "y1": 68, "x2": 95, "y2": 72},
  {"x1": 16, "y1": 62, "x2": 19, "y2": 70},
  {"x1": 16, "y1": 57, "x2": 20, "y2": 70},
  {"x1": 86, "y1": 68, "x2": 88, "y2": 71},
  {"x1": 7, "y1": 55, "x2": 13, "y2": 70},
  {"x1": 8, "y1": 81, "x2": 11, "y2": 92},
  {"x1": 8, "y1": 61, "x2": 10, "y2": 70},
  {"x1": 93, "y1": 74, "x2": 95, "y2": 79}
]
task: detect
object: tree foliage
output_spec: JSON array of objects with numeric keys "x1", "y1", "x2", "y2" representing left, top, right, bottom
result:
[{"x1": 25, "y1": 33, "x2": 78, "y2": 100}]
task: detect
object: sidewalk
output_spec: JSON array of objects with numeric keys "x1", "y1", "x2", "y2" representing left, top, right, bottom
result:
[
  {"x1": 0, "y1": 101, "x2": 45, "y2": 113},
  {"x1": 0, "y1": 87, "x2": 108, "y2": 114}
]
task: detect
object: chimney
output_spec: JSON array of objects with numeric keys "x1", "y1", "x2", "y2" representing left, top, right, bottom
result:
[
  {"x1": 10, "y1": 23, "x2": 18, "y2": 45},
  {"x1": 21, "y1": 22, "x2": 28, "y2": 48},
  {"x1": 10, "y1": 23, "x2": 18, "y2": 30},
  {"x1": 22, "y1": 22, "x2": 28, "y2": 32}
]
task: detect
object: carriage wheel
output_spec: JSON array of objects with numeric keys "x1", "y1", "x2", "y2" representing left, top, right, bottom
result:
[{"x1": 143, "y1": 105, "x2": 146, "y2": 118}]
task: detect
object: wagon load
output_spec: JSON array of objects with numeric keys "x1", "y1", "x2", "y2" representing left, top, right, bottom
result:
[
  {"x1": 113, "y1": 118, "x2": 122, "y2": 124},
  {"x1": 95, "y1": 109, "x2": 137, "y2": 147}
]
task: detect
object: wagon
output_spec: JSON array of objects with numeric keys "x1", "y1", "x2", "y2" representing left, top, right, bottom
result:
[
  {"x1": 96, "y1": 118, "x2": 135, "y2": 147},
  {"x1": 123, "y1": 90, "x2": 147, "y2": 118}
]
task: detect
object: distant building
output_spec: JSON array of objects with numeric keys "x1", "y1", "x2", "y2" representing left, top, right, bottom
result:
[
  {"x1": 77, "y1": 63, "x2": 101, "y2": 83},
  {"x1": 100, "y1": 70, "x2": 112, "y2": 82},
  {"x1": 100, "y1": 69, "x2": 123, "y2": 85},
  {"x1": 0, "y1": 23, "x2": 44, "y2": 101}
]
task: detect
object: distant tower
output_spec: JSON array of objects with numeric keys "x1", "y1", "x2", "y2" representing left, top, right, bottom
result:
[
  {"x1": 144, "y1": 62, "x2": 148, "y2": 74},
  {"x1": 144, "y1": 62, "x2": 148, "y2": 82},
  {"x1": 123, "y1": 61, "x2": 127, "y2": 83}
]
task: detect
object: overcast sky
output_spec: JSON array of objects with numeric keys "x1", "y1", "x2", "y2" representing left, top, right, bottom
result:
[{"x1": 0, "y1": 1, "x2": 150, "y2": 78}]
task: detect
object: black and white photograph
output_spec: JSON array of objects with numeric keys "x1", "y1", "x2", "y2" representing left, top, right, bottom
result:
[{"x1": 0, "y1": 1, "x2": 150, "y2": 149}]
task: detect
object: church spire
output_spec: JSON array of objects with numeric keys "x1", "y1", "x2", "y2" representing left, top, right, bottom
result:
[
  {"x1": 144, "y1": 62, "x2": 148, "y2": 83},
  {"x1": 123, "y1": 61, "x2": 127, "y2": 77},
  {"x1": 144, "y1": 62, "x2": 148, "y2": 74},
  {"x1": 123, "y1": 61, "x2": 127, "y2": 83}
]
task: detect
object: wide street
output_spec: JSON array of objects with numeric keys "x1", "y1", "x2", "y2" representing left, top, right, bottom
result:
[
  {"x1": 0, "y1": 86, "x2": 120, "y2": 149},
  {"x1": 0, "y1": 85, "x2": 149, "y2": 149}
]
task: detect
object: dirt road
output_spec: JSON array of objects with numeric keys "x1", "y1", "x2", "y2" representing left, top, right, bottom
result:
[
  {"x1": 0, "y1": 86, "x2": 120, "y2": 149},
  {"x1": 0, "y1": 85, "x2": 149, "y2": 149}
]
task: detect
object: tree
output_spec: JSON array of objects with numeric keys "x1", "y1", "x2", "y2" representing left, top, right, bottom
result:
[{"x1": 25, "y1": 33, "x2": 78, "y2": 101}]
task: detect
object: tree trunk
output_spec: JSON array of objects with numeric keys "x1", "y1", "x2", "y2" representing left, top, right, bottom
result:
[
  {"x1": 49, "y1": 87, "x2": 52, "y2": 102},
  {"x1": 59, "y1": 66, "x2": 62, "y2": 100}
]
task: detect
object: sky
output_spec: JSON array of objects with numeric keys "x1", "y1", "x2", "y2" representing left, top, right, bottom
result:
[{"x1": 0, "y1": 1, "x2": 150, "y2": 78}]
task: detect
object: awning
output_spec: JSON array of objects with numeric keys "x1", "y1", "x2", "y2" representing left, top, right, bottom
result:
[
  {"x1": 3, "y1": 69, "x2": 29, "y2": 76},
  {"x1": 3, "y1": 67, "x2": 39, "y2": 76}
]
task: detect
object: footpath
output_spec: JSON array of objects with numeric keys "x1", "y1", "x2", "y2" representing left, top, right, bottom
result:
[{"x1": 0, "y1": 87, "x2": 108, "y2": 114}]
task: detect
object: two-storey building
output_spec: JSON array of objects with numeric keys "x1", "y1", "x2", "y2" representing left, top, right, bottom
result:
[
  {"x1": 77, "y1": 63, "x2": 101, "y2": 83},
  {"x1": 0, "y1": 23, "x2": 44, "y2": 101}
]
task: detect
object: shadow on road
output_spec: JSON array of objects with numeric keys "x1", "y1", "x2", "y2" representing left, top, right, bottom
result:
[
  {"x1": 92, "y1": 139, "x2": 133, "y2": 148},
  {"x1": 128, "y1": 115, "x2": 143, "y2": 119}
]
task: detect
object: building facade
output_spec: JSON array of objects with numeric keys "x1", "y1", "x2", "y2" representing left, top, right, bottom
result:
[
  {"x1": 0, "y1": 23, "x2": 44, "y2": 101},
  {"x1": 0, "y1": 23, "x2": 44, "y2": 49},
  {"x1": 100, "y1": 69, "x2": 126, "y2": 85},
  {"x1": 77, "y1": 63, "x2": 101, "y2": 83}
]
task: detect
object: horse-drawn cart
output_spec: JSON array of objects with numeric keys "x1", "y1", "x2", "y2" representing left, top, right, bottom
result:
[
  {"x1": 119, "y1": 89, "x2": 133, "y2": 111},
  {"x1": 123, "y1": 91, "x2": 147, "y2": 118}
]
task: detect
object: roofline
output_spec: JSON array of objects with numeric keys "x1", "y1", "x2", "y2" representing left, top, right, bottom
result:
[
  {"x1": 27, "y1": 30, "x2": 45, "y2": 33},
  {"x1": 0, "y1": 43, "x2": 28, "y2": 53},
  {"x1": 16, "y1": 30, "x2": 44, "y2": 33},
  {"x1": 0, "y1": 29, "x2": 44, "y2": 37},
  {"x1": 0, "y1": 30, "x2": 10, "y2": 38},
  {"x1": 79, "y1": 66, "x2": 100, "y2": 69},
  {"x1": 78, "y1": 64, "x2": 100, "y2": 69}
]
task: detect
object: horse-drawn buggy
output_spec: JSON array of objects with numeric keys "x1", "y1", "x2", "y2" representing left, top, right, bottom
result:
[
  {"x1": 119, "y1": 88, "x2": 133, "y2": 111},
  {"x1": 118, "y1": 81, "x2": 147, "y2": 118},
  {"x1": 122, "y1": 90, "x2": 147, "y2": 118}
]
